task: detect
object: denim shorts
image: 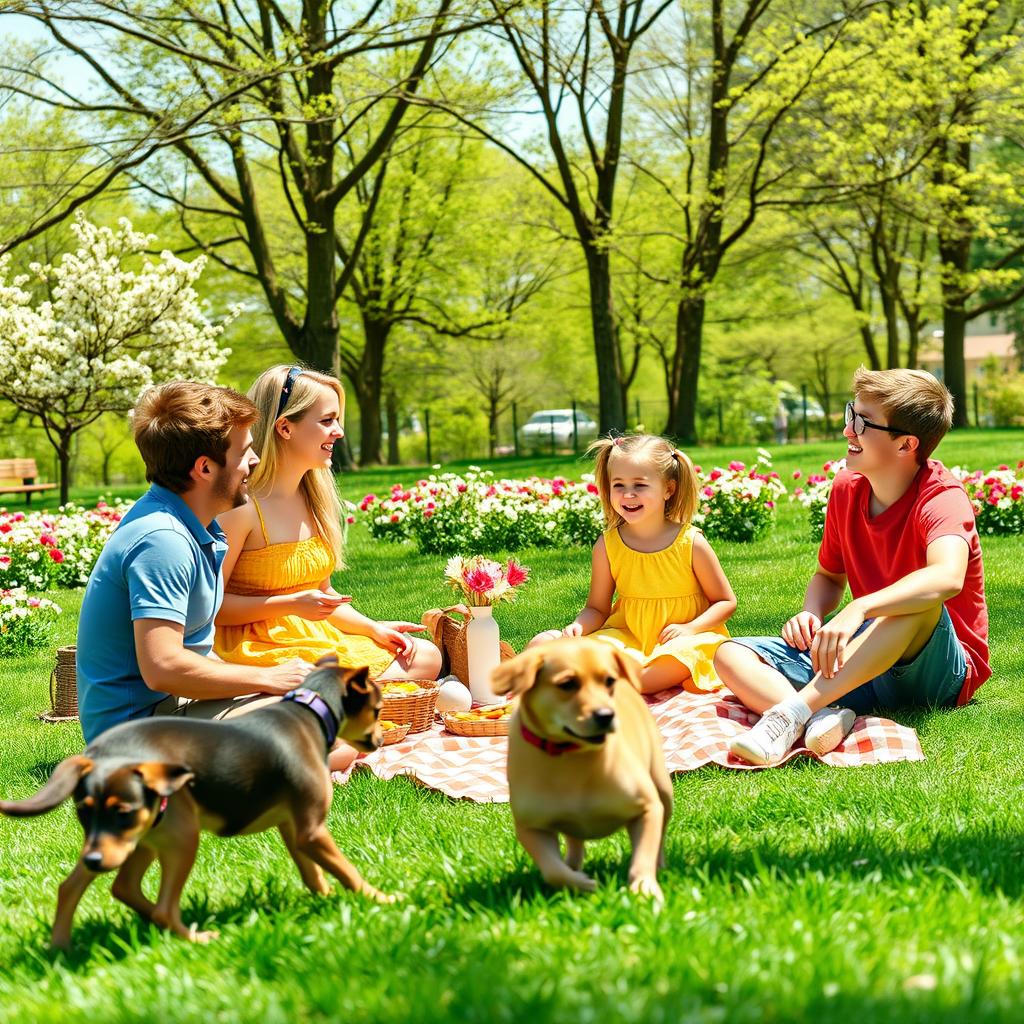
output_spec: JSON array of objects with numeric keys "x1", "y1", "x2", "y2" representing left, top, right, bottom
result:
[{"x1": 730, "y1": 607, "x2": 966, "y2": 715}]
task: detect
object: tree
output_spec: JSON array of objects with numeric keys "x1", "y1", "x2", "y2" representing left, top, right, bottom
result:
[{"x1": 0, "y1": 214, "x2": 231, "y2": 503}]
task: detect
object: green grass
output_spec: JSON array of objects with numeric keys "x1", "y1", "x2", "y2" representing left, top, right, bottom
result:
[{"x1": 1, "y1": 430, "x2": 1023, "y2": 1023}]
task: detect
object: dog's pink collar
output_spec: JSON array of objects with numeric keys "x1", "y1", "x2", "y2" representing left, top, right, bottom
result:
[
  {"x1": 152, "y1": 795, "x2": 169, "y2": 827},
  {"x1": 520, "y1": 722, "x2": 581, "y2": 756}
]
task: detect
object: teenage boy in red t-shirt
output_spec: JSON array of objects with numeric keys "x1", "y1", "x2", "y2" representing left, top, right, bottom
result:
[{"x1": 716, "y1": 368, "x2": 990, "y2": 765}]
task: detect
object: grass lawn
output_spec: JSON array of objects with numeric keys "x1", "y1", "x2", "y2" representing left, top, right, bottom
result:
[{"x1": 1, "y1": 430, "x2": 1023, "y2": 1024}]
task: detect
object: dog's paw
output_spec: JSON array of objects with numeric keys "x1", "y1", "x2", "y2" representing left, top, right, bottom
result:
[
  {"x1": 545, "y1": 867, "x2": 597, "y2": 893},
  {"x1": 628, "y1": 875, "x2": 664, "y2": 903}
]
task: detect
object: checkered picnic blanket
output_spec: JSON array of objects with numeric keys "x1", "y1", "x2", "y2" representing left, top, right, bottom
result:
[{"x1": 333, "y1": 687, "x2": 925, "y2": 803}]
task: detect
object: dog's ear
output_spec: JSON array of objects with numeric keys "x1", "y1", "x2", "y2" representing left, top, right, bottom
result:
[
  {"x1": 0, "y1": 755, "x2": 93, "y2": 817},
  {"x1": 491, "y1": 649, "x2": 544, "y2": 697},
  {"x1": 133, "y1": 763, "x2": 195, "y2": 797},
  {"x1": 340, "y1": 665, "x2": 371, "y2": 695},
  {"x1": 315, "y1": 653, "x2": 340, "y2": 669},
  {"x1": 612, "y1": 649, "x2": 642, "y2": 691}
]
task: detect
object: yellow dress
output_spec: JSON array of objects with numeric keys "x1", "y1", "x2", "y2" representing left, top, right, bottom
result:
[
  {"x1": 214, "y1": 501, "x2": 394, "y2": 678},
  {"x1": 592, "y1": 523, "x2": 729, "y2": 693}
]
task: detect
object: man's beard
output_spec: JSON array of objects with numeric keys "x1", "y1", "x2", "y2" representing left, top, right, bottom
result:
[{"x1": 213, "y1": 468, "x2": 248, "y2": 510}]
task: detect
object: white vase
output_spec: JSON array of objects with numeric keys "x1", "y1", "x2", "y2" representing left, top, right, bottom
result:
[{"x1": 466, "y1": 605, "x2": 501, "y2": 704}]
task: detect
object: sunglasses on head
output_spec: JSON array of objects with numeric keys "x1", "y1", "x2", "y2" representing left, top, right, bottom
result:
[
  {"x1": 276, "y1": 367, "x2": 304, "y2": 420},
  {"x1": 844, "y1": 400, "x2": 908, "y2": 437}
]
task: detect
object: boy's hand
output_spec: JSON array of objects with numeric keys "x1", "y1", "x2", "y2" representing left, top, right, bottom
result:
[
  {"x1": 781, "y1": 612, "x2": 821, "y2": 651},
  {"x1": 810, "y1": 603, "x2": 865, "y2": 678}
]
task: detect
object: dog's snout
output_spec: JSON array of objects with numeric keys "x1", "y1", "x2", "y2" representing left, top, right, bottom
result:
[
  {"x1": 82, "y1": 850, "x2": 104, "y2": 872},
  {"x1": 592, "y1": 708, "x2": 616, "y2": 731}
]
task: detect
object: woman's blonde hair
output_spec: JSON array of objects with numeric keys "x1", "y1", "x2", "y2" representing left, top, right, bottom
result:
[
  {"x1": 587, "y1": 433, "x2": 699, "y2": 529},
  {"x1": 246, "y1": 364, "x2": 346, "y2": 567}
]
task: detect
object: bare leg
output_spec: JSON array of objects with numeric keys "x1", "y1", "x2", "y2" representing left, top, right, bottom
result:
[
  {"x1": 528, "y1": 629, "x2": 563, "y2": 648},
  {"x1": 714, "y1": 641, "x2": 797, "y2": 714},
  {"x1": 564, "y1": 835, "x2": 585, "y2": 871},
  {"x1": 296, "y1": 823, "x2": 398, "y2": 903},
  {"x1": 327, "y1": 742, "x2": 359, "y2": 773},
  {"x1": 111, "y1": 845, "x2": 158, "y2": 920},
  {"x1": 279, "y1": 820, "x2": 329, "y2": 895},
  {"x1": 51, "y1": 861, "x2": 98, "y2": 949},
  {"x1": 516, "y1": 824, "x2": 596, "y2": 892},
  {"x1": 625, "y1": 800, "x2": 665, "y2": 901},
  {"x1": 639, "y1": 656, "x2": 693, "y2": 695},
  {"x1": 377, "y1": 637, "x2": 442, "y2": 681}
]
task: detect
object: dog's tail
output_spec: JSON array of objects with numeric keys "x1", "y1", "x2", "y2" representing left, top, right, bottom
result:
[{"x1": 0, "y1": 755, "x2": 93, "y2": 817}]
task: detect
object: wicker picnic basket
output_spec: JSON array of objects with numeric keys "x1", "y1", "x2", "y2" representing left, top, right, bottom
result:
[
  {"x1": 422, "y1": 605, "x2": 517, "y2": 685},
  {"x1": 41, "y1": 644, "x2": 79, "y2": 723},
  {"x1": 442, "y1": 711, "x2": 511, "y2": 738},
  {"x1": 379, "y1": 721, "x2": 412, "y2": 745},
  {"x1": 378, "y1": 679, "x2": 440, "y2": 733}
]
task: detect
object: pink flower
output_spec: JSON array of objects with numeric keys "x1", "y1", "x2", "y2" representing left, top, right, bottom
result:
[
  {"x1": 998, "y1": 464, "x2": 1009, "y2": 471},
  {"x1": 506, "y1": 560, "x2": 530, "y2": 587},
  {"x1": 0, "y1": 556, "x2": 9, "y2": 567},
  {"x1": 423, "y1": 509, "x2": 434, "y2": 519},
  {"x1": 48, "y1": 548, "x2": 65, "y2": 563},
  {"x1": 792, "y1": 470, "x2": 802, "y2": 480},
  {"x1": 693, "y1": 465, "x2": 702, "y2": 474},
  {"x1": 702, "y1": 486, "x2": 714, "y2": 498},
  {"x1": 709, "y1": 469, "x2": 723, "y2": 481},
  {"x1": 728, "y1": 461, "x2": 745, "y2": 472},
  {"x1": 463, "y1": 566, "x2": 500, "y2": 594},
  {"x1": 346, "y1": 515, "x2": 355, "y2": 524},
  {"x1": 766, "y1": 501, "x2": 775, "y2": 509},
  {"x1": 39, "y1": 533, "x2": 57, "y2": 547},
  {"x1": 28, "y1": 597, "x2": 41, "y2": 607},
  {"x1": 1011, "y1": 485, "x2": 1023, "y2": 500},
  {"x1": 457, "y1": 483, "x2": 468, "y2": 493}
]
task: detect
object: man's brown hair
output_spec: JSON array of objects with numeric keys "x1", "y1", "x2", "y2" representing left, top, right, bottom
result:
[
  {"x1": 132, "y1": 381, "x2": 258, "y2": 493},
  {"x1": 852, "y1": 367, "x2": 954, "y2": 463}
]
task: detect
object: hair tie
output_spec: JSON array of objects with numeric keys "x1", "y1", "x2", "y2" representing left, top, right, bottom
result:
[{"x1": 613, "y1": 436, "x2": 624, "y2": 447}]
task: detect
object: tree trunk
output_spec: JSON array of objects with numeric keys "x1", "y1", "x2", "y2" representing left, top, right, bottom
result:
[
  {"x1": 905, "y1": 313, "x2": 922, "y2": 369},
  {"x1": 584, "y1": 247, "x2": 626, "y2": 433},
  {"x1": 666, "y1": 296, "x2": 706, "y2": 445},
  {"x1": 58, "y1": 434, "x2": 72, "y2": 506},
  {"x1": 386, "y1": 391, "x2": 401, "y2": 466},
  {"x1": 941, "y1": 305, "x2": 969, "y2": 428},
  {"x1": 353, "y1": 315, "x2": 389, "y2": 466},
  {"x1": 858, "y1": 325, "x2": 882, "y2": 370}
]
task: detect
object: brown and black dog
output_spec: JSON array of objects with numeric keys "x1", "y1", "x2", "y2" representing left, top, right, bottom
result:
[
  {"x1": 0, "y1": 655, "x2": 394, "y2": 949},
  {"x1": 492, "y1": 638, "x2": 672, "y2": 901}
]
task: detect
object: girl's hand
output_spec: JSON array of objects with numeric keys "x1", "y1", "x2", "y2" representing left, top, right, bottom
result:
[
  {"x1": 781, "y1": 612, "x2": 821, "y2": 651},
  {"x1": 373, "y1": 621, "x2": 424, "y2": 659},
  {"x1": 658, "y1": 623, "x2": 694, "y2": 644},
  {"x1": 562, "y1": 622, "x2": 584, "y2": 638},
  {"x1": 289, "y1": 590, "x2": 352, "y2": 620}
]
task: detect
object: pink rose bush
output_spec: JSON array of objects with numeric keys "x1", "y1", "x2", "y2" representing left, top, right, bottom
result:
[
  {"x1": 444, "y1": 555, "x2": 531, "y2": 606},
  {"x1": 0, "y1": 588, "x2": 62, "y2": 655},
  {"x1": 691, "y1": 450, "x2": 787, "y2": 542},
  {"x1": 950, "y1": 462, "x2": 1024, "y2": 535},
  {"x1": 0, "y1": 499, "x2": 131, "y2": 590},
  {"x1": 791, "y1": 458, "x2": 846, "y2": 540}
]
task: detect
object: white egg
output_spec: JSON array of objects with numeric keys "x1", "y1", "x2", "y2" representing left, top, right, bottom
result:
[{"x1": 435, "y1": 676, "x2": 472, "y2": 714}]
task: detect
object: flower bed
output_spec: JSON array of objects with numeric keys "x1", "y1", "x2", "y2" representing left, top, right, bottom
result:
[
  {"x1": 0, "y1": 588, "x2": 62, "y2": 655},
  {"x1": 358, "y1": 456, "x2": 786, "y2": 554},
  {"x1": 0, "y1": 500, "x2": 130, "y2": 590},
  {"x1": 791, "y1": 459, "x2": 1024, "y2": 539}
]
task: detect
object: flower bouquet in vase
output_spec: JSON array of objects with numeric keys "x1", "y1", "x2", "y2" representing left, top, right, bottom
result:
[{"x1": 444, "y1": 556, "x2": 529, "y2": 703}]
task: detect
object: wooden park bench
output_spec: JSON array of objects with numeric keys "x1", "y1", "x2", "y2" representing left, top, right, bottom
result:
[{"x1": 0, "y1": 459, "x2": 58, "y2": 505}]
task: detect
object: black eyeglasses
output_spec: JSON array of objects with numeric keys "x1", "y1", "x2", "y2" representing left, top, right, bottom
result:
[
  {"x1": 276, "y1": 366, "x2": 304, "y2": 420},
  {"x1": 844, "y1": 400, "x2": 908, "y2": 437}
]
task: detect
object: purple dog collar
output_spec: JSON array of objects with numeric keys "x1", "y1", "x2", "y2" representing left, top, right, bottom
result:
[{"x1": 282, "y1": 687, "x2": 339, "y2": 747}]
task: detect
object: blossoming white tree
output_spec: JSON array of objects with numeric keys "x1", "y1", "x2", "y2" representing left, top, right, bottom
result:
[{"x1": 0, "y1": 214, "x2": 234, "y2": 503}]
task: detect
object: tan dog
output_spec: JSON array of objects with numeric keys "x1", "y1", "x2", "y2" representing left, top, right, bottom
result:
[{"x1": 492, "y1": 637, "x2": 672, "y2": 900}]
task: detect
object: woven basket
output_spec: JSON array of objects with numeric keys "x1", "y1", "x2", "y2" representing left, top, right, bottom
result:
[
  {"x1": 442, "y1": 712, "x2": 511, "y2": 737},
  {"x1": 41, "y1": 645, "x2": 79, "y2": 723},
  {"x1": 379, "y1": 721, "x2": 412, "y2": 746},
  {"x1": 379, "y1": 679, "x2": 440, "y2": 733},
  {"x1": 423, "y1": 605, "x2": 516, "y2": 685}
]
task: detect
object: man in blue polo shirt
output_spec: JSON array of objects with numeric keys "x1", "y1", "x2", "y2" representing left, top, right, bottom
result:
[{"x1": 77, "y1": 381, "x2": 310, "y2": 743}]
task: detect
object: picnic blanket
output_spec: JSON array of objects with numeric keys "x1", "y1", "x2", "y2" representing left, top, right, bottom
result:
[{"x1": 333, "y1": 688, "x2": 925, "y2": 803}]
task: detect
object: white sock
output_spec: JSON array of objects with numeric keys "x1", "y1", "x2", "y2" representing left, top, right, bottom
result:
[{"x1": 776, "y1": 696, "x2": 812, "y2": 726}]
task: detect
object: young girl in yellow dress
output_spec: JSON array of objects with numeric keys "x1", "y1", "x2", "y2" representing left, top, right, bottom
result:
[
  {"x1": 214, "y1": 365, "x2": 441, "y2": 769},
  {"x1": 533, "y1": 433, "x2": 736, "y2": 694}
]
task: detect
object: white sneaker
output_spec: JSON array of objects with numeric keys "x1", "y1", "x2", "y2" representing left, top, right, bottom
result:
[
  {"x1": 804, "y1": 706, "x2": 856, "y2": 756},
  {"x1": 730, "y1": 705, "x2": 806, "y2": 765}
]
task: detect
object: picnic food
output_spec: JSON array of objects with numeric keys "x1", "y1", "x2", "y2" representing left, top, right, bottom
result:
[
  {"x1": 381, "y1": 681, "x2": 424, "y2": 695},
  {"x1": 450, "y1": 702, "x2": 514, "y2": 721}
]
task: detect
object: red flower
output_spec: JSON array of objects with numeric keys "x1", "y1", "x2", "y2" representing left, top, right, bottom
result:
[
  {"x1": 39, "y1": 533, "x2": 57, "y2": 547},
  {"x1": 586, "y1": 482, "x2": 599, "y2": 494},
  {"x1": 793, "y1": 470, "x2": 802, "y2": 480},
  {"x1": 728, "y1": 460, "x2": 745, "y2": 472},
  {"x1": 0, "y1": 556, "x2": 10, "y2": 567},
  {"x1": 457, "y1": 483, "x2": 468, "y2": 493},
  {"x1": 48, "y1": 548, "x2": 65, "y2": 563},
  {"x1": 0, "y1": 523, "x2": 10, "y2": 533},
  {"x1": 346, "y1": 515, "x2": 355, "y2": 524},
  {"x1": 506, "y1": 560, "x2": 530, "y2": 587},
  {"x1": 709, "y1": 469, "x2": 723, "y2": 481},
  {"x1": 390, "y1": 514, "x2": 400, "y2": 523},
  {"x1": 702, "y1": 486, "x2": 714, "y2": 498},
  {"x1": 463, "y1": 567, "x2": 499, "y2": 594}
]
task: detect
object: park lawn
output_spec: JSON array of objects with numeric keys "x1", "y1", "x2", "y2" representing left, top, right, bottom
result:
[{"x1": 1, "y1": 431, "x2": 1023, "y2": 1024}]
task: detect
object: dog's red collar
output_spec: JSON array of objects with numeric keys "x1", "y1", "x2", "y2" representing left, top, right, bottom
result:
[
  {"x1": 152, "y1": 795, "x2": 169, "y2": 828},
  {"x1": 519, "y1": 722, "x2": 581, "y2": 756}
]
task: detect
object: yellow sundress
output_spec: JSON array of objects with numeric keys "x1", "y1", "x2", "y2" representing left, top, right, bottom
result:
[
  {"x1": 592, "y1": 523, "x2": 729, "y2": 692},
  {"x1": 213, "y1": 500, "x2": 394, "y2": 677}
]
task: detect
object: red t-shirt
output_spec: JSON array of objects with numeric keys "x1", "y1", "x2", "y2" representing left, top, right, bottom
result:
[{"x1": 818, "y1": 459, "x2": 990, "y2": 705}]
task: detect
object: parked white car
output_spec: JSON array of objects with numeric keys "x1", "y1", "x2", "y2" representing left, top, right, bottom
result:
[{"x1": 520, "y1": 409, "x2": 599, "y2": 450}]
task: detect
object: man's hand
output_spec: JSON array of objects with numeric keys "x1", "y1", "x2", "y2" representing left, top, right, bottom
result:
[
  {"x1": 288, "y1": 590, "x2": 352, "y2": 621},
  {"x1": 810, "y1": 602, "x2": 866, "y2": 679},
  {"x1": 658, "y1": 623, "x2": 694, "y2": 644},
  {"x1": 257, "y1": 658, "x2": 313, "y2": 694},
  {"x1": 781, "y1": 612, "x2": 822, "y2": 651},
  {"x1": 373, "y1": 621, "x2": 424, "y2": 659}
]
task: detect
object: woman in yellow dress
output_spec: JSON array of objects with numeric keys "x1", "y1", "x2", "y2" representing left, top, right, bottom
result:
[
  {"x1": 215, "y1": 365, "x2": 441, "y2": 770},
  {"x1": 532, "y1": 433, "x2": 736, "y2": 694}
]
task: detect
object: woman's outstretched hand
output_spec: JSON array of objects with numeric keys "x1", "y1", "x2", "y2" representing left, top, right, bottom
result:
[
  {"x1": 289, "y1": 590, "x2": 352, "y2": 620},
  {"x1": 373, "y1": 620, "x2": 425, "y2": 658}
]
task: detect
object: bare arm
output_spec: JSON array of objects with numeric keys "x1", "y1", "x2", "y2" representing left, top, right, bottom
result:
[
  {"x1": 567, "y1": 535, "x2": 615, "y2": 636},
  {"x1": 134, "y1": 620, "x2": 310, "y2": 698},
  {"x1": 677, "y1": 534, "x2": 737, "y2": 632},
  {"x1": 781, "y1": 564, "x2": 847, "y2": 650}
]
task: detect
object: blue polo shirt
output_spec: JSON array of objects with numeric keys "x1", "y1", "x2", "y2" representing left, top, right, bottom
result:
[{"x1": 76, "y1": 484, "x2": 228, "y2": 742}]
